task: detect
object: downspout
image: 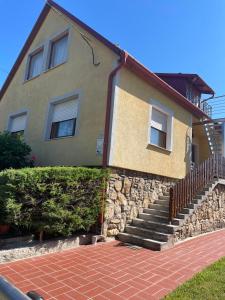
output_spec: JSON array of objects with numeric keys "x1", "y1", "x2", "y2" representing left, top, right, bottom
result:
[
  {"x1": 100, "y1": 51, "x2": 128, "y2": 233},
  {"x1": 102, "y1": 50, "x2": 128, "y2": 167}
]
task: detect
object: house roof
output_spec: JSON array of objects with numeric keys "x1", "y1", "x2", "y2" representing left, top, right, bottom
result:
[
  {"x1": 155, "y1": 73, "x2": 215, "y2": 95},
  {"x1": 0, "y1": 0, "x2": 211, "y2": 120}
]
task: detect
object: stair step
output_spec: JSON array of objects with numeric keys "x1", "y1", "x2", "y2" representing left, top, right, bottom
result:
[
  {"x1": 155, "y1": 199, "x2": 169, "y2": 206},
  {"x1": 125, "y1": 225, "x2": 171, "y2": 242},
  {"x1": 139, "y1": 212, "x2": 169, "y2": 224},
  {"x1": 171, "y1": 218, "x2": 184, "y2": 226},
  {"x1": 188, "y1": 203, "x2": 199, "y2": 209},
  {"x1": 150, "y1": 203, "x2": 169, "y2": 211},
  {"x1": 159, "y1": 195, "x2": 169, "y2": 200},
  {"x1": 143, "y1": 208, "x2": 169, "y2": 217},
  {"x1": 177, "y1": 213, "x2": 188, "y2": 219},
  {"x1": 193, "y1": 198, "x2": 202, "y2": 204},
  {"x1": 118, "y1": 232, "x2": 169, "y2": 251},
  {"x1": 133, "y1": 218, "x2": 178, "y2": 234}
]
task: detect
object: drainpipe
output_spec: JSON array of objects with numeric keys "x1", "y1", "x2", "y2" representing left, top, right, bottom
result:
[
  {"x1": 102, "y1": 50, "x2": 128, "y2": 167},
  {"x1": 99, "y1": 51, "x2": 128, "y2": 232}
]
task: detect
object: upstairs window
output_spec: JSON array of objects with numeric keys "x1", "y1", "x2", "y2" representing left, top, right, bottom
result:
[
  {"x1": 50, "y1": 98, "x2": 78, "y2": 139},
  {"x1": 9, "y1": 113, "x2": 27, "y2": 137},
  {"x1": 48, "y1": 34, "x2": 68, "y2": 69},
  {"x1": 150, "y1": 108, "x2": 167, "y2": 149},
  {"x1": 27, "y1": 48, "x2": 43, "y2": 80}
]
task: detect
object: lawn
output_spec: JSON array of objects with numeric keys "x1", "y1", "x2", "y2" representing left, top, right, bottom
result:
[{"x1": 165, "y1": 257, "x2": 225, "y2": 299}]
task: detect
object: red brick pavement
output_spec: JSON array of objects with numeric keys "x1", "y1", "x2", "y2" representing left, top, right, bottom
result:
[{"x1": 1, "y1": 230, "x2": 225, "y2": 300}]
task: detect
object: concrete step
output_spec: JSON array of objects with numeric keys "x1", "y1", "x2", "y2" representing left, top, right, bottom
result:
[
  {"x1": 177, "y1": 212, "x2": 188, "y2": 219},
  {"x1": 150, "y1": 203, "x2": 169, "y2": 212},
  {"x1": 118, "y1": 232, "x2": 169, "y2": 251},
  {"x1": 155, "y1": 199, "x2": 169, "y2": 206},
  {"x1": 132, "y1": 218, "x2": 178, "y2": 234},
  {"x1": 125, "y1": 225, "x2": 171, "y2": 242},
  {"x1": 195, "y1": 194, "x2": 205, "y2": 200},
  {"x1": 188, "y1": 202, "x2": 199, "y2": 209},
  {"x1": 171, "y1": 218, "x2": 184, "y2": 226},
  {"x1": 143, "y1": 208, "x2": 169, "y2": 217},
  {"x1": 139, "y1": 212, "x2": 169, "y2": 224},
  {"x1": 182, "y1": 207, "x2": 194, "y2": 215},
  {"x1": 159, "y1": 195, "x2": 170, "y2": 200},
  {"x1": 192, "y1": 198, "x2": 202, "y2": 204}
]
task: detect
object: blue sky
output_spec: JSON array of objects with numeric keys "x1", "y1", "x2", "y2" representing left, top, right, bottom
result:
[{"x1": 1, "y1": 0, "x2": 225, "y2": 117}]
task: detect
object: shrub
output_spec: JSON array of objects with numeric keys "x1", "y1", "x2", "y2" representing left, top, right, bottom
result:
[
  {"x1": 0, "y1": 167, "x2": 108, "y2": 240},
  {"x1": 0, "y1": 132, "x2": 32, "y2": 171}
]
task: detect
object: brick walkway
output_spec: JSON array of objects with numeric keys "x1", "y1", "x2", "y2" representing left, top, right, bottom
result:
[{"x1": 1, "y1": 230, "x2": 225, "y2": 300}]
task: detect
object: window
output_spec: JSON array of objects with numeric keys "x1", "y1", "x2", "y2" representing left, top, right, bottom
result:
[
  {"x1": 48, "y1": 34, "x2": 68, "y2": 69},
  {"x1": 50, "y1": 98, "x2": 78, "y2": 139},
  {"x1": 149, "y1": 100, "x2": 174, "y2": 151},
  {"x1": 27, "y1": 49, "x2": 43, "y2": 80},
  {"x1": 9, "y1": 113, "x2": 27, "y2": 136},
  {"x1": 150, "y1": 108, "x2": 167, "y2": 149}
]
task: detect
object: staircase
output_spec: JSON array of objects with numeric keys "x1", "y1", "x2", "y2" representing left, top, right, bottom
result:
[
  {"x1": 118, "y1": 192, "x2": 175, "y2": 251},
  {"x1": 204, "y1": 121, "x2": 224, "y2": 156},
  {"x1": 118, "y1": 154, "x2": 225, "y2": 251}
]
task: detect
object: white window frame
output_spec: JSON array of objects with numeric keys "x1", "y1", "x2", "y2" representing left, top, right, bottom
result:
[
  {"x1": 7, "y1": 109, "x2": 29, "y2": 136},
  {"x1": 24, "y1": 45, "x2": 45, "y2": 81},
  {"x1": 45, "y1": 27, "x2": 71, "y2": 71},
  {"x1": 44, "y1": 89, "x2": 82, "y2": 141},
  {"x1": 148, "y1": 99, "x2": 174, "y2": 151}
]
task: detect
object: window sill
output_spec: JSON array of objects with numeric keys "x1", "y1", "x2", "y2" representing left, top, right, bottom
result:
[
  {"x1": 147, "y1": 143, "x2": 172, "y2": 153},
  {"x1": 23, "y1": 74, "x2": 41, "y2": 84},
  {"x1": 45, "y1": 134, "x2": 76, "y2": 141},
  {"x1": 44, "y1": 61, "x2": 67, "y2": 74}
]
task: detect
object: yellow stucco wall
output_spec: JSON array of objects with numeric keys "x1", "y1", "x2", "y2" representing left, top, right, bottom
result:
[
  {"x1": 0, "y1": 9, "x2": 118, "y2": 166},
  {"x1": 110, "y1": 68, "x2": 193, "y2": 179},
  {"x1": 192, "y1": 125, "x2": 211, "y2": 163}
]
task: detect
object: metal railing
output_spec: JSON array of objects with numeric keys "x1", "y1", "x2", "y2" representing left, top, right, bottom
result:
[
  {"x1": 169, "y1": 154, "x2": 225, "y2": 221},
  {"x1": 0, "y1": 277, "x2": 44, "y2": 300}
]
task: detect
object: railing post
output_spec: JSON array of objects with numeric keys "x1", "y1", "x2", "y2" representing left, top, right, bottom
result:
[{"x1": 169, "y1": 187, "x2": 174, "y2": 223}]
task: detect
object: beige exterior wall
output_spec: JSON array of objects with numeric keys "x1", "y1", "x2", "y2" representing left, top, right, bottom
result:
[
  {"x1": 192, "y1": 125, "x2": 211, "y2": 163},
  {"x1": 109, "y1": 68, "x2": 193, "y2": 179},
  {"x1": 0, "y1": 9, "x2": 118, "y2": 166}
]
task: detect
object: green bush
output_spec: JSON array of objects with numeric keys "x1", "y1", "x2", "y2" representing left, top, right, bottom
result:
[
  {"x1": 0, "y1": 132, "x2": 32, "y2": 171},
  {"x1": 0, "y1": 167, "x2": 108, "y2": 240}
]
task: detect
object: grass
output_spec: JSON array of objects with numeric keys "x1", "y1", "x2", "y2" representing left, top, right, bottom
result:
[{"x1": 165, "y1": 257, "x2": 225, "y2": 300}]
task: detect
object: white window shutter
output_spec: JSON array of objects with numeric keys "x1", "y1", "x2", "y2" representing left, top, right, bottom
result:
[
  {"x1": 151, "y1": 108, "x2": 167, "y2": 132},
  {"x1": 10, "y1": 114, "x2": 27, "y2": 132},
  {"x1": 52, "y1": 99, "x2": 78, "y2": 122}
]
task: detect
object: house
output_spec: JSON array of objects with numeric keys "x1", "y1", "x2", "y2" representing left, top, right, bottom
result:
[{"x1": 1, "y1": 0, "x2": 225, "y2": 250}]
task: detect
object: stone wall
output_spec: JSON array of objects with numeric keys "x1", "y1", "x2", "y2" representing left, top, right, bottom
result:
[
  {"x1": 175, "y1": 184, "x2": 225, "y2": 242},
  {"x1": 103, "y1": 168, "x2": 175, "y2": 237}
]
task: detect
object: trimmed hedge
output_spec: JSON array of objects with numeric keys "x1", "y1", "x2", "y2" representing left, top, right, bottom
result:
[
  {"x1": 0, "y1": 132, "x2": 32, "y2": 171},
  {"x1": 0, "y1": 167, "x2": 108, "y2": 240}
]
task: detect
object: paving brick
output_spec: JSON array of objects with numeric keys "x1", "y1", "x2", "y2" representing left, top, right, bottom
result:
[{"x1": 1, "y1": 230, "x2": 225, "y2": 300}]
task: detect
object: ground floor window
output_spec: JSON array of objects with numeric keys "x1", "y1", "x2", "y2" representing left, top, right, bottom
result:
[{"x1": 49, "y1": 97, "x2": 78, "y2": 139}]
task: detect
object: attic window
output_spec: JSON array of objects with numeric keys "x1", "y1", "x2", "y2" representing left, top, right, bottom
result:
[
  {"x1": 27, "y1": 48, "x2": 43, "y2": 80},
  {"x1": 48, "y1": 34, "x2": 69, "y2": 69}
]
